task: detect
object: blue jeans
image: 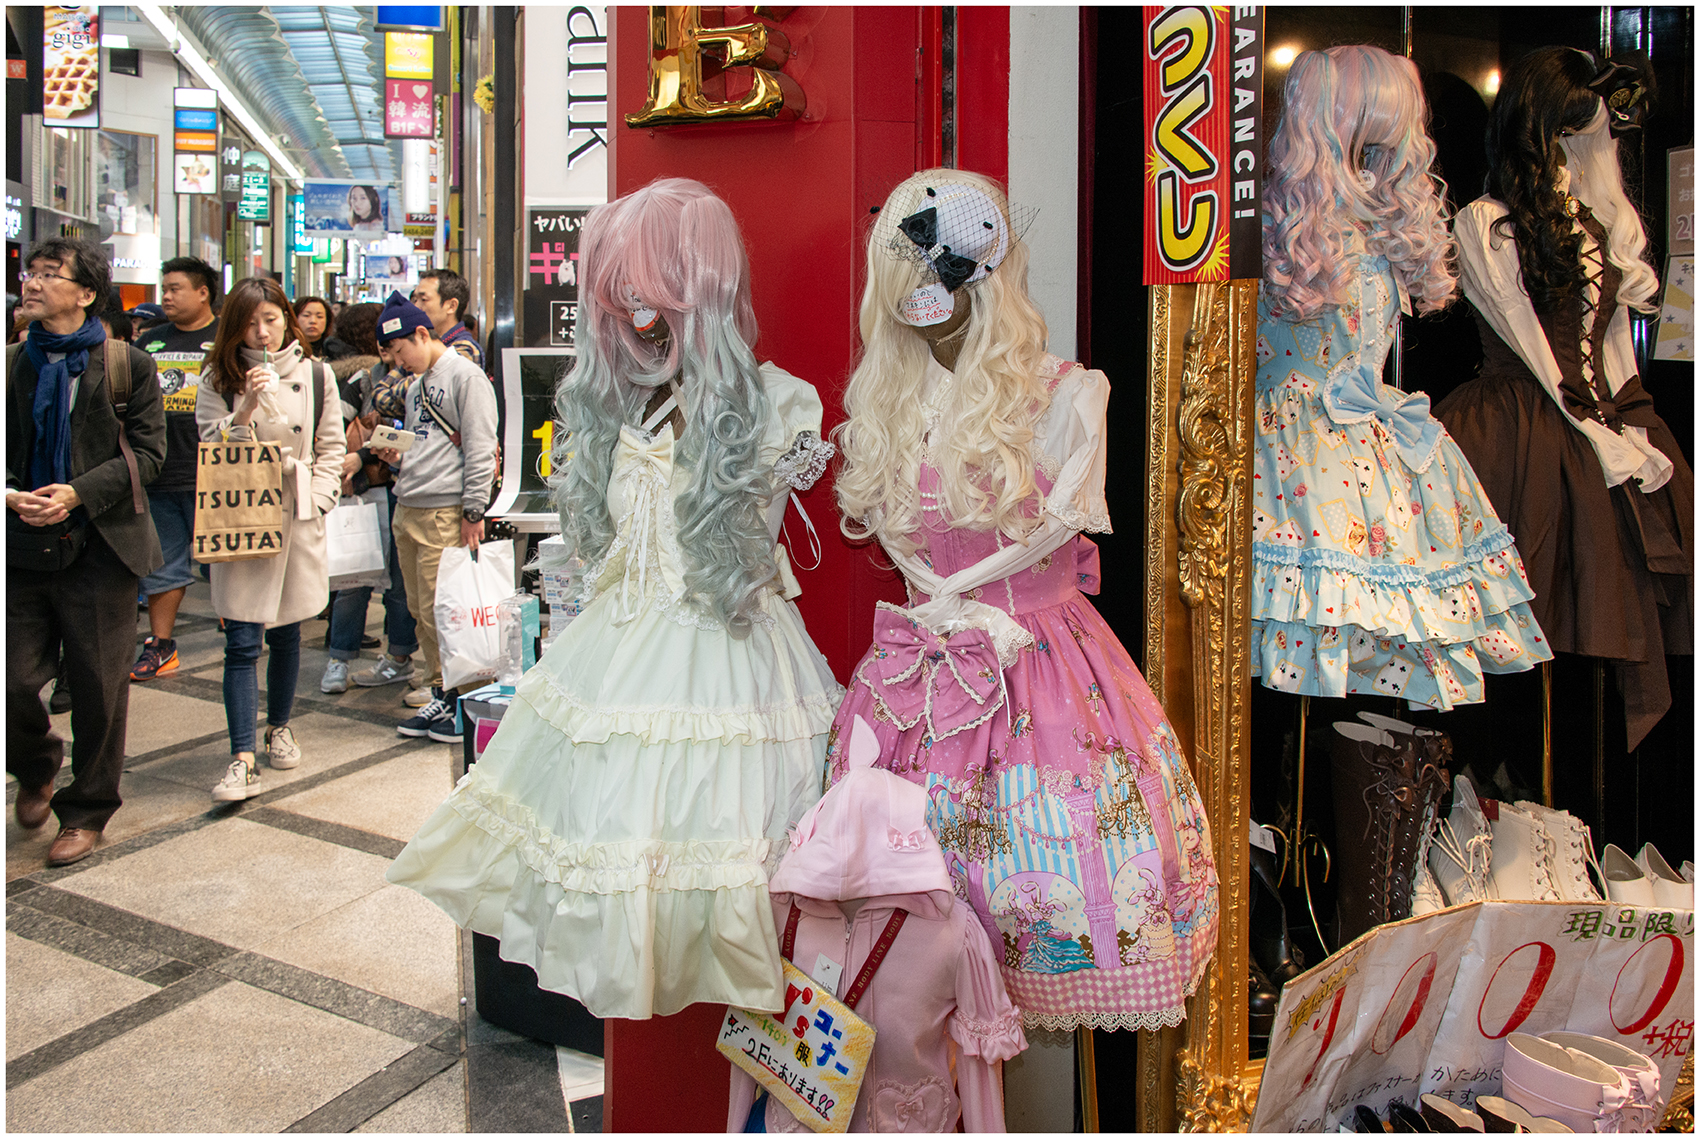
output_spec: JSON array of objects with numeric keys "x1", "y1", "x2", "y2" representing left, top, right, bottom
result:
[
  {"x1": 223, "y1": 620, "x2": 301, "y2": 755},
  {"x1": 327, "y1": 490, "x2": 417, "y2": 661},
  {"x1": 139, "y1": 489, "x2": 197, "y2": 596}
]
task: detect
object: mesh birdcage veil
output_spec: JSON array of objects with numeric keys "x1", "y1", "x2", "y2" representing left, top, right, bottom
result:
[{"x1": 871, "y1": 180, "x2": 1039, "y2": 291}]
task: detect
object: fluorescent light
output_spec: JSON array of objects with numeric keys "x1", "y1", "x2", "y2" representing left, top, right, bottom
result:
[
  {"x1": 101, "y1": 33, "x2": 130, "y2": 48},
  {"x1": 132, "y1": 3, "x2": 305, "y2": 184}
]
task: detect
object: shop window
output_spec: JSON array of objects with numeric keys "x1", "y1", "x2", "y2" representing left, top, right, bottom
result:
[
  {"x1": 95, "y1": 129, "x2": 157, "y2": 237},
  {"x1": 35, "y1": 126, "x2": 93, "y2": 219}
]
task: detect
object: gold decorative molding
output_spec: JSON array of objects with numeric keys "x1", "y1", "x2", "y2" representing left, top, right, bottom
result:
[
  {"x1": 624, "y1": 6, "x2": 804, "y2": 127},
  {"x1": 1139, "y1": 281, "x2": 1260, "y2": 1133}
]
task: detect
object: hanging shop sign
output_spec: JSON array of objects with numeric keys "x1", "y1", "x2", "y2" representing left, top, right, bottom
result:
[
  {"x1": 1252, "y1": 900, "x2": 1695, "y2": 1132},
  {"x1": 525, "y1": 207, "x2": 589, "y2": 349},
  {"x1": 42, "y1": 6, "x2": 99, "y2": 129},
  {"x1": 5, "y1": 193, "x2": 23, "y2": 242},
  {"x1": 218, "y1": 140, "x2": 243, "y2": 201},
  {"x1": 384, "y1": 31, "x2": 433, "y2": 79},
  {"x1": 564, "y1": 6, "x2": 608, "y2": 171},
  {"x1": 375, "y1": 6, "x2": 444, "y2": 33},
  {"x1": 172, "y1": 151, "x2": 217, "y2": 196},
  {"x1": 624, "y1": 7, "x2": 803, "y2": 127},
  {"x1": 385, "y1": 79, "x2": 435, "y2": 139},
  {"x1": 237, "y1": 150, "x2": 270, "y2": 222},
  {"x1": 402, "y1": 211, "x2": 436, "y2": 238},
  {"x1": 301, "y1": 180, "x2": 400, "y2": 237},
  {"x1": 290, "y1": 194, "x2": 310, "y2": 253},
  {"x1": 172, "y1": 107, "x2": 217, "y2": 154},
  {"x1": 1141, "y1": 5, "x2": 1262, "y2": 284}
]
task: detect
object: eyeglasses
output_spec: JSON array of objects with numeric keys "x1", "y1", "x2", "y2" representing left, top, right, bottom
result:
[{"x1": 18, "y1": 271, "x2": 80, "y2": 285}]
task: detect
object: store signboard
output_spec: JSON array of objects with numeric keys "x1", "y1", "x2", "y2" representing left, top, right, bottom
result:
[
  {"x1": 219, "y1": 140, "x2": 242, "y2": 201},
  {"x1": 402, "y1": 211, "x2": 436, "y2": 238},
  {"x1": 1252, "y1": 900, "x2": 1695, "y2": 1132},
  {"x1": 172, "y1": 151, "x2": 216, "y2": 195},
  {"x1": 384, "y1": 32, "x2": 433, "y2": 79},
  {"x1": 42, "y1": 6, "x2": 99, "y2": 129},
  {"x1": 491, "y1": 347, "x2": 576, "y2": 523},
  {"x1": 301, "y1": 180, "x2": 400, "y2": 236},
  {"x1": 290, "y1": 194, "x2": 310, "y2": 253},
  {"x1": 104, "y1": 231, "x2": 160, "y2": 285},
  {"x1": 173, "y1": 88, "x2": 219, "y2": 156},
  {"x1": 237, "y1": 150, "x2": 270, "y2": 221},
  {"x1": 375, "y1": 6, "x2": 444, "y2": 32},
  {"x1": 1668, "y1": 147, "x2": 1694, "y2": 257},
  {"x1": 1141, "y1": 5, "x2": 1262, "y2": 284},
  {"x1": 385, "y1": 78, "x2": 435, "y2": 138},
  {"x1": 525, "y1": 208, "x2": 588, "y2": 348}
]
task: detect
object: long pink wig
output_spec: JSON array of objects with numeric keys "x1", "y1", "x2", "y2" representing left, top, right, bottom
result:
[{"x1": 1262, "y1": 44, "x2": 1457, "y2": 321}]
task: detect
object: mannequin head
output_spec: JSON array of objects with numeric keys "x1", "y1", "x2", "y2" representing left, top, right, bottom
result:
[
  {"x1": 1262, "y1": 44, "x2": 1456, "y2": 321},
  {"x1": 554, "y1": 177, "x2": 774, "y2": 635},
  {"x1": 835, "y1": 169, "x2": 1049, "y2": 553},
  {"x1": 1486, "y1": 46, "x2": 1658, "y2": 314}
]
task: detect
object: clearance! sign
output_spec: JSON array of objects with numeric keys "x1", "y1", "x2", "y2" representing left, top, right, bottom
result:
[{"x1": 1142, "y1": 6, "x2": 1262, "y2": 284}]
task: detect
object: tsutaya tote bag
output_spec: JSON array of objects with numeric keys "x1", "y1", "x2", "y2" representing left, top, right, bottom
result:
[{"x1": 193, "y1": 440, "x2": 286, "y2": 563}]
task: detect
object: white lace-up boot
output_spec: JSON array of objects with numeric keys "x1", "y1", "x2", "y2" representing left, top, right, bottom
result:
[
  {"x1": 1487, "y1": 801, "x2": 1563, "y2": 902},
  {"x1": 1429, "y1": 774, "x2": 1495, "y2": 906},
  {"x1": 1541, "y1": 1031, "x2": 1664, "y2": 1131},
  {"x1": 1514, "y1": 801, "x2": 1602, "y2": 903},
  {"x1": 1635, "y1": 844, "x2": 1693, "y2": 910},
  {"x1": 1599, "y1": 844, "x2": 1657, "y2": 906},
  {"x1": 1501, "y1": 1032, "x2": 1635, "y2": 1133}
]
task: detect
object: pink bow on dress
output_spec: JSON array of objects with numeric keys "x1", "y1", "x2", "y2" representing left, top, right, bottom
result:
[{"x1": 861, "y1": 608, "x2": 1006, "y2": 741}]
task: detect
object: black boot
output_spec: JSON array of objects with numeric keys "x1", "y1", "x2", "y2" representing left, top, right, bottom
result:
[
  {"x1": 1247, "y1": 960, "x2": 1278, "y2": 1060},
  {"x1": 1249, "y1": 843, "x2": 1305, "y2": 987}
]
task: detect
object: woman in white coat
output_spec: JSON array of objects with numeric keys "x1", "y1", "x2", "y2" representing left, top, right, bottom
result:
[{"x1": 195, "y1": 277, "x2": 345, "y2": 801}]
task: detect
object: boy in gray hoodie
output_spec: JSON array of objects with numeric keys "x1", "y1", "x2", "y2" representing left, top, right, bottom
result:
[{"x1": 370, "y1": 291, "x2": 499, "y2": 744}]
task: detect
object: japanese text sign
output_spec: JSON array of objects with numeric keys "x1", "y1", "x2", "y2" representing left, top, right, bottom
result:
[
  {"x1": 384, "y1": 31, "x2": 433, "y2": 79},
  {"x1": 1252, "y1": 900, "x2": 1694, "y2": 1132},
  {"x1": 716, "y1": 958, "x2": 875, "y2": 1132},
  {"x1": 385, "y1": 79, "x2": 435, "y2": 139}
]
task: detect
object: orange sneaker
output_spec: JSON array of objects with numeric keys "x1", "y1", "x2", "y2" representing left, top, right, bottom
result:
[{"x1": 130, "y1": 636, "x2": 179, "y2": 681}]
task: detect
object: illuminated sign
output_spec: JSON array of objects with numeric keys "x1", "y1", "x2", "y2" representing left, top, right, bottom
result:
[
  {"x1": 237, "y1": 150, "x2": 270, "y2": 221},
  {"x1": 384, "y1": 32, "x2": 433, "y2": 79}
]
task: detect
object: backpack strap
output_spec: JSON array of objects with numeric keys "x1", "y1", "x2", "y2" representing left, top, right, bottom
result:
[{"x1": 102, "y1": 340, "x2": 146, "y2": 516}]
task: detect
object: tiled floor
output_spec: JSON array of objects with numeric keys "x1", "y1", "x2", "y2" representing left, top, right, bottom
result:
[{"x1": 5, "y1": 582, "x2": 605, "y2": 1132}]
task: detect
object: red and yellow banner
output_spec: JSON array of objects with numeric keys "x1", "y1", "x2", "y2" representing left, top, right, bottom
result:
[{"x1": 1143, "y1": 6, "x2": 1238, "y2": 284}]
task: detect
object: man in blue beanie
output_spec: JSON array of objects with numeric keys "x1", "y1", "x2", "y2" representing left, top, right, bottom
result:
[{"x1": 367, "y1": 290, "x2": 499, "y2": 745}]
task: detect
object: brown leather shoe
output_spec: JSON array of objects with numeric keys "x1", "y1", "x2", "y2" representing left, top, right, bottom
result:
[
  {"x1": 46, "y1": 826, "x2": 99, "y2": 867},
  {"x1": 15, "y1": 783, "x2": 54, "y2": 830}
]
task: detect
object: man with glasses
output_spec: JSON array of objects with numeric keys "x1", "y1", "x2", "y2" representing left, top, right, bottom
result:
[
  {"x1": 130, "y1": 256, "x2": 219, "y2": 682},
  {"x1": 5, "y1": 239, "x2": 166, "y2": 866}
]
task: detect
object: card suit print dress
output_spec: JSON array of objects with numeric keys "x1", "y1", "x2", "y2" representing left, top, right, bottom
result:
[
  {"x1": 828, "y1": 355, "x2": 1220, "y2": 1032},
  {"x1": 1251, "y1": 246, "x2": 1552, "y2": 706},
  {"x1": 386, "y1": 366, "x2": 844, "y2": 1020}
]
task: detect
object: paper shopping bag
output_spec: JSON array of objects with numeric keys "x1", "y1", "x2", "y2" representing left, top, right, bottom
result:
[
  {"x1": 326, "y1": 491, "x2": 389, "y2": 589},
  {"x1": 193, "y1": 441, "x2": 286, "y2": 562}
]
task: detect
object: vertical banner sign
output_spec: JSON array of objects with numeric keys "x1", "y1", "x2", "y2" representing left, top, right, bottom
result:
[
  {"x1": 238, "y1": 151, "x2": 271, "y2": 222},
  {"x1": 42, "y1": 6, "x2": 98, "y2": 128},
  {"x1": 219, "y1": 140, "x2": 243, "y2": 202},
  {"x1": 525, "y1": 208, "x2": 589, "y2": 348},
  {"x1": 1227, "y1": 7, "x2": 1262, "y2": 281},
  {"x1": 1142, "y1": 6, "x2": 1231, "y2": 284},
  {"x1": 386, "y1": 79, "x2": 435, "y2": 138},
  {"x1": 291, "y1": 194, "x2": 311, "y2": 253}
]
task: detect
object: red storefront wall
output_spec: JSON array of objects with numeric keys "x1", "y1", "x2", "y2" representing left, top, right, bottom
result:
[{"x1": 602, "y1": 8, "x2": 1011, "y2": 1128}]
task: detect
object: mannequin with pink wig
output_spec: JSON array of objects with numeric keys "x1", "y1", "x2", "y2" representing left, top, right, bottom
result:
[
  {"x1": 388, "y1": 178, "x2": 845, "y2": 1020},
  {"x1": 1251, "y1": 44, "x2": 1551, "y2": 709}
]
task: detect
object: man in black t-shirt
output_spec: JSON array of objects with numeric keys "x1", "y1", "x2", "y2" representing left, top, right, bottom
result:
[{"x1": 130, "y1": 257, "x2": 218, "y2": 682}]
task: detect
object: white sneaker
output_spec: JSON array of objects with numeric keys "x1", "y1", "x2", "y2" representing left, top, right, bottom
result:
[
  {"x1": 353, "y1": 654, "x2": 417, "y2": 688},
  {"x1": 1430, "y1": 775, "x2": 1495, "y2": 905},
  {"x1": 212, "y1": 759, "x2": 261, "y2": 802},
  {"x1": 403, "y1": 684, "x2": 435, "y2": 708},
  {"x1": 1488, "y1": 802, "x2": 1563, "y2": 902},
  {"x1": 1599, "y1": 844, "x2": 1656, "y2": 906},
  {"x1": 320, "y1": 658, "x2": 351, "y2": 694},
  {"x1": 264, "y1": 725, "x2": 301, "y2": 771},
  {"x1": 1514, "y1": 801, "x2": 1601, "y2": 903},
  {"x1": 1634, "y1": 844, "x2": 1693, "y2": 910}
]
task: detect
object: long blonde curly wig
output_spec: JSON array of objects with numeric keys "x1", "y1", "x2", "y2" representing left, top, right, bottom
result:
[{"x1": 833, "y1": 170, "x2": 1051, "y2": 556}]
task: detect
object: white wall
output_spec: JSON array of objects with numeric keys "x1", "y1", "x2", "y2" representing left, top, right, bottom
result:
[{"x1": 1007, "y1": 6, "x2": 1079, "y2": 363}]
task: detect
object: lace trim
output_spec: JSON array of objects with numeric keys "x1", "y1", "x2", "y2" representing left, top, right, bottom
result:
[
  {"x1": 1020, "y1": 1006, "x2": 1189, "y2": 1032},
  {"x1": 1252, "y1": 527, "x2": 1517, "y2": 587},
  {"x1": 1048, "y1": 504, "x2": 1113, "y2": 535},
  {"x1": 447, "y1": 774, "x2": 775, "y2": 894},
  {"x1": 773, "y1": 431, "x2": 835, "y2": 491},
  {"x1": 523, "y1": 665, "x2": 843, "y2": 746},
  {"x1": 949, "y1": 1009, "x2": 1027, "y2": 1059},
  {"x1": 1035, "y1": 451, "x2": 1062, "y2": 482}
]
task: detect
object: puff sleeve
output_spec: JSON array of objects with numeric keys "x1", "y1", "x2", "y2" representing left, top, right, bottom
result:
[
  {"x1": 949, "y1": 913, "x2": 1027, "y2": 1132},
  {"x1": 1033, "y1": 361, "x2": 1112, "y2": 534}
]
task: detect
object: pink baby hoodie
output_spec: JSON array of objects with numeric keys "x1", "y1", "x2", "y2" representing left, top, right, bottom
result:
[{"x1": 726, "y1": 716, "x2": 1027, "y2": 1132}]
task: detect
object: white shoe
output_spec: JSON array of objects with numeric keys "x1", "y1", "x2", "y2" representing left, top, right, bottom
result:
[
  {"x1": 1599, "y1": 844, "x2": 1657, "y2": 906},
  {"x1": 212, "y1": 759, "x2": 261, "y2": 802},
  {"x1": 1487, "y1": 802, "x2": 1562, "y2": 902},
  {"x1": 353, "y1": 654, "x2": 417, "y2": 688},
  {"x1": 1635, "y1": 844, "x2": 1693, "y2": 910},
  {"x1": 1541, "y1": 1031, "x2": 1665, "y2": 1131},
  {"x1": 403, "y1": 684, "x2": 435, "y2": 708},
  {"x1": 1514, "y1": 801, "x2": 1601, "y2": 903},
  {"x1": 1502, "y1": 1033, "x2": 1636, "y2": 1133},
  {"x1": 264, "y1": 724, "x2": 301, "y2": 770},
  {"x1": 320, "y1": 658, "x2": 351, "y2": 694},
  {"x1": 1411, "y1": 861, "x2": 1448, "y2": 916},
  {"x1": 1429, "y1": 774, "x2": 1495, "y2": 905}
]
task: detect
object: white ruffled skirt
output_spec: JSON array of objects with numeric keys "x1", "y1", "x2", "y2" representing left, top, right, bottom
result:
[{"x1": 386, "y1": 587, "x2": 843, "y2": 1020}]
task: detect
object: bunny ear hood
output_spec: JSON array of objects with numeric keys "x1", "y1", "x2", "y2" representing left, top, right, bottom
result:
[{"x1": 770, "y1": 716, "x2": 955, "y2": 919}]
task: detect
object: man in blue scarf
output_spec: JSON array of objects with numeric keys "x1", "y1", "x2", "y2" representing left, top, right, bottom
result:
[{"x1": 5, "y1": 238, "x2": 166, "y2": 867}]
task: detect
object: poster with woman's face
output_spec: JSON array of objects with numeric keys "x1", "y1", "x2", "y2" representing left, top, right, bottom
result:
[{"x1": 302, "y1": 180, "x2": 400, "y2": 236}]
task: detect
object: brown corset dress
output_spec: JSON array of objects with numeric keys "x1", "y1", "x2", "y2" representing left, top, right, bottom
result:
[{"x1": 1434, "y1": 208, "x2": 1693, "y2": 750}]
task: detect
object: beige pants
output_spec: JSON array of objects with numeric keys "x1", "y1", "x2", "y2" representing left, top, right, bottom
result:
[{"x1": 392, "y1": 504, "x2": 464, "y2": 692}]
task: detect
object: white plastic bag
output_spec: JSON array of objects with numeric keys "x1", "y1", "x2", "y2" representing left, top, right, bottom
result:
[
  {"x1": 434, "y1": 539, "x2": 517, "y2": 691},
  {"x1": 326, "y1": 490, "x2": 389, "y2": 590}
]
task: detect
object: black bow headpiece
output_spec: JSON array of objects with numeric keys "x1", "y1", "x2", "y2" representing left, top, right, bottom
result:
[
  {"x1": 897, "y1": 207, "x2": 983, "y2": 292},
  {"x1": 1586, "y1": 58, "x2": 1653, "y2": 136}
]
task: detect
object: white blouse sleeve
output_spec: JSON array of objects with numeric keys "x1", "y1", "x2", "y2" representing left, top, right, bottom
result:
[
  {"x1": 1456, "y1": 198, "x2": 1670, "y2": 492},
  {"x1": 1034, "y1": 362, "x2": 1113, "y2": 534}
]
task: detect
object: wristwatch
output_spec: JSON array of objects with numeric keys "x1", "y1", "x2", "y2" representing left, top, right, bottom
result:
[{"x1": 462, "y1": 506, "x2": 485, "y2": 523}]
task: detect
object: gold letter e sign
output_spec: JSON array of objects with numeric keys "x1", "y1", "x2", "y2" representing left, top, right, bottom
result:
[{"x1": 624, "y1": 6, "x2": 805, "y2": 127}]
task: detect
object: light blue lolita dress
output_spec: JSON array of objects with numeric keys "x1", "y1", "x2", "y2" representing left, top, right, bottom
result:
[{"x1": 1250, "y1": 249, "x2": 1552, "y2": 708}]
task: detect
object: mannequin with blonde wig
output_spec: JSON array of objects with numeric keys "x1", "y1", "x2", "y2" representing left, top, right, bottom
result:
[
  {"x1": 826, "y1": 169, "x2": 1221, "y2": 1035},
  {"x1": 1249, "y1": 43, "x2": 1553, "y2": 717},
  {"x1": 1436, "y1": 46, "x2": 1691, "y2": 751},
  {"x1": 387, "y1": 177, "x2": 844, "y2": 1021}
]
